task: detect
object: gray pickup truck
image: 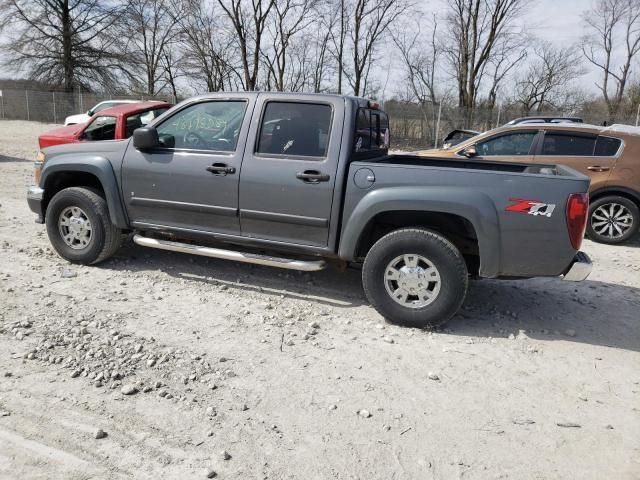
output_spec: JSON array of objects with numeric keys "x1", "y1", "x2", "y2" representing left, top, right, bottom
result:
[{"x1": 28, "y1": 92, "x2": 592, "y2": 328}]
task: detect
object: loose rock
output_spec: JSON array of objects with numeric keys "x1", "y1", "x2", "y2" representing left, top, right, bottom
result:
[
  {"x1": 121, "y1": 384, "x2": 138, "y2": 395},
  {"x1": 94, "y1": 429, "x2": 107, "y2": 439}
]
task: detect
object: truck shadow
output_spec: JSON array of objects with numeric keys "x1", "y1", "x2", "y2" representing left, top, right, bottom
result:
[
  {"x1": 449, "y1": 277, "x2": 640, "y2": 353},
  {"x1": 108, "y1": 243, "x2": 640, "y2": 353},
  {"x1": 0, "y1": 154, "x2": 30, "y2": 163}
]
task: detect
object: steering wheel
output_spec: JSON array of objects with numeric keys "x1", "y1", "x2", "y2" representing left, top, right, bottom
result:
[{"x1": 183, "y1": 131, "x2": 206, "y2": 149}]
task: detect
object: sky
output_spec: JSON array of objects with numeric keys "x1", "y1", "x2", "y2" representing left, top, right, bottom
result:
[
  {"x1": 0, "y1": 0, "x2": 611, "y2": 98},
  {"x1": 382, "y1": 0, "x2": 602, "y2": 100}
]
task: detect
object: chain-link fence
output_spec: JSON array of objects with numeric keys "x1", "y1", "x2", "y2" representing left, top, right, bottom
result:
[
  {"x1": 0, "y1": 88, "x2": 176, "y2": 124},
  {"x1": 384, "y1": 100, "x2": 640, "y2": 151},
  {"x1": 1, "y1": 88, "x2": 639, "y2": 152}
]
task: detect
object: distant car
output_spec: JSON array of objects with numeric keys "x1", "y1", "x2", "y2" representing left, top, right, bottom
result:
[
  {"x1": 416, "y1": 122, "x2": 640, "y2": 244},
  {"x1": 64, "y1": 100, "x2": 145, "y2": 125},
  {"x1": 505, "y1": 116, "x2": 583, "y2": 126},
  {"x1": 441, "y1": 129, "x2": 480, "y2": 148},
  {"x1": 40, "y1": 102, "x2": 171, "y2": 149}
]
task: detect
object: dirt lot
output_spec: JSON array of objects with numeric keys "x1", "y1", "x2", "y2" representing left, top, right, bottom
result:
[{"x1": 0, "y1": 119, "x2": 639, "y2": 480}]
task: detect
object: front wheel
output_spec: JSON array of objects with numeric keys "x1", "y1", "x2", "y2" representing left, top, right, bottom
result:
[
  {"x1": 586, "y1": 196, "x2": 639, "y2": 244},
  {"x1": 45, "y1": 187, "x2": 122, "y2": 265},
  {"x1": 362, "y1": 228, "x2": 468, "y2": 329}
]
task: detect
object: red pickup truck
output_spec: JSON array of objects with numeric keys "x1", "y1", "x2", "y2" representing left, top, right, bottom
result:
[{"x1": 38, "y1": 101, "x2": 171, "y2": 149}]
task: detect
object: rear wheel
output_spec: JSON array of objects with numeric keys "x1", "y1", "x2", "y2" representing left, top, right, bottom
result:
[
  {"x1": 362, "y1": 228, "x2": 468, "y2": 329},
  {"x1": 586, "y1": 196, "x2": 639, "y2": 244},
  {"x1": 45, "y1": 187, "x2": 122, "y2": 264}
]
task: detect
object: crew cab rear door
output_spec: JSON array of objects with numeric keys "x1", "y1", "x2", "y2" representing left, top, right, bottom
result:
[
  {"x1": 238, "y1": 96, "x2": 344, "y2": 247},
  {"x1": 122, "y1": 95, "x2": 254, "y2": 235}
]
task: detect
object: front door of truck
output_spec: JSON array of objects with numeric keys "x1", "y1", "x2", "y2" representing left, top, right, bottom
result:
[
  {"x1": 122, "y1": 96, "x2": 254, "y2": 235},
  {"x1": 238, "y1": 97, "x2": 343, "y2": 247}
]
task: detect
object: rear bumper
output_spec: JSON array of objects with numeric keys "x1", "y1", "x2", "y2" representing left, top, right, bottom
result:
[
  {"x1": 27, "y1": 186, "x2": 45, "y2": 223},
  {"x1": 562, "y1": 251, "x2": 592, "y2": 281}
]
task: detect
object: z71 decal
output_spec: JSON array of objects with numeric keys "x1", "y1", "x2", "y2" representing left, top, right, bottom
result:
[{"x1": 506, "y1": 198, "x2": 556, "y2": 218}]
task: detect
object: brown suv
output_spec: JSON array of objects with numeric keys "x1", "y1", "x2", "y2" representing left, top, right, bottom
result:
[{"x1": 416, "y1": 123, "x2": 640, "y2": 244}]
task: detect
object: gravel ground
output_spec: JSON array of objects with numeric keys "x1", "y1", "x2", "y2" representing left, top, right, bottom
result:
[{"x1": 0, "y1": 119, "x2": 639, "y2": 480}]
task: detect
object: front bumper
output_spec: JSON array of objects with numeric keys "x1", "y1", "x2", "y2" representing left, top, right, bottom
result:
[
  {"x1": 27, "y1": 186, "x2": 45, "y2": 223},
  {"x1": 562, "y1": 251, "x2": 592, "y2": 281}
]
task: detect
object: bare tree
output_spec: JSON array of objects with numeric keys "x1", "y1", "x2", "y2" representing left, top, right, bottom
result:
[
  {"x1": 514, "y1": 41, "x2": 583, "y2": 114},
  {"x1": 177, "y1": 0, "x2": 237, "y2": 92},
  {"x1": 114, "y1": 0, "x2": 180, "y2": 95},
  {"x1": 347, "y1": 0, "x2": 409, "y2": 96},
  {"x1": 261, "y1": 0, "x2": 315, "y2": 91},
  {"x1": 444, "y1": 0, "x2": 526, "y2": 122},
  {"x1": 217, "y1": 0, "x2": 277, "y2": 90},
  {"x1": 582, "y1": 0, "x2": 640, "y2": 122},
  {"x1": 393, "y1": 16, "x2": 440, "y2": 107},
  {"x1": 393, "y1": 16, "x2": 442, "y2": 141},
  {"x1": 0, "y1": 0, "x2": 124, "y2": 92}
]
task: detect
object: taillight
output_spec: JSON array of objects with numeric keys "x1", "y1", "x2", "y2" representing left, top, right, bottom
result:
[{"x1": 566, "y1": 193, "x2": 589, "y2": 250}]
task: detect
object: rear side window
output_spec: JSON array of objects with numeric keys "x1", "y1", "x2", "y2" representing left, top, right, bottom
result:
[
  {"x1": 594, "y1": 136, "x2": 622, "y2": 156},
  {"x1": 125, "y1": 108, "x2": 168, "y2": 137},
  {"x1": 83, "y1": 116, "x2": 116, "y2": 140},
  {"x1": 354, "y1": 108, "x2": 390, "y2": 153},
  {"x1": 541, "y1": 133, "x2": 596, "y2": 156},
  {"x1": 256, "y1": 102, "x2": 332, "y2": 157}
]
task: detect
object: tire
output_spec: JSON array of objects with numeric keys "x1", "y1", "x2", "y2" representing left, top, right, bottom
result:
[
  {"x1": 586, "y1": 196, "x2": 639, "y2": 245},
  {"x1": 362, "y1": 228, "x2": 468, "y2": 329},
  {"x1": 45, "y1": 187, "x2": 122, "y2": 265}
]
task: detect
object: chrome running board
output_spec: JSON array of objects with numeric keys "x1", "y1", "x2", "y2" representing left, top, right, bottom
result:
[{"x1": 133, "y1": 234, "x2": 327, "y2": 272}]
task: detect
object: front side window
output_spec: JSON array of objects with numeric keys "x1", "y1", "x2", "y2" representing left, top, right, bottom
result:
[
  {"x1": 541, "y1": 133, "x2": 596, "y2": 156},
  {"x1": 256, "y1": 102, "x2": 332, "y2": 157},
  {"x1": 156, "y1": 101, "x2": 247, "y2": 151},
  {"x1": 475, "y1": 132, "x2": 536, "y2": 156},
  {"x1": 82, "y1": 116, "x2": 116, "y2": 141},
  {"x1": 594, "y1": 136, "x2": 622, "y2": 156}
]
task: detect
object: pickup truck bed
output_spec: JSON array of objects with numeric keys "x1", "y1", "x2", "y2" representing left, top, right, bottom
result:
[{"x1": 341, "y1": 155, "x2": 587, "y2": 278}]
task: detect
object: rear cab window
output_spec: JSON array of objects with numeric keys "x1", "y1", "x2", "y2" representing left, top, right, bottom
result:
[
  {"x1": 256, "y1": 102, "x2": 333, "y2": 158},
  {"x1": 353, "y1": 108, "x2": 390, "y2": 158}
]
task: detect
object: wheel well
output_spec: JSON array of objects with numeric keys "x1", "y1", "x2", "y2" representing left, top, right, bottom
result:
[
  {"x1": 354, "y1": 211, "x2": 480, "y2": 275},
  {"x1": 43, "y1": 172, "x2": 104, "y2": 217},
  {"x1": 590, "y1": 189, "x2": 640, "y2": 207}
]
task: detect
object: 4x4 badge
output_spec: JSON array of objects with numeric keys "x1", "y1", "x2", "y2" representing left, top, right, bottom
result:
[{"x1": 506, "y1": 198, "x2": 556, "y2": 218}]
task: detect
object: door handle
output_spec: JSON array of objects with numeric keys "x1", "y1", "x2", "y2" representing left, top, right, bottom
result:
[
  {"x1": 206, "y1": 163, "x2": 236, "y2": 175},
  {"x1": 587, "y1": 166, "x2": 610, "y2": 172},
  {"x1": 296, "y1": 170, "x2": 330, "y2": 183}
]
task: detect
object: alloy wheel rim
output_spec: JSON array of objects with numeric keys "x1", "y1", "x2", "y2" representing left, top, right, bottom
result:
[
  {"x1": 58, "y1": 206, "x2": 93, "y2": 249},
  {"x1": 384, "y1": 254, "x2": 441, "y2": 308},
  {"x1": 591, "y1": 203, "x2": 634, "y2": 239}
]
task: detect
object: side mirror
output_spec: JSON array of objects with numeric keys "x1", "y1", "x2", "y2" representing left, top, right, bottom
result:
[
  {"x1": 462, "y1": 145, "x2": 477, "y2": 158},
  {"x1": 133, "y1": 126, "x2": 160, "y2": 149},
  {"x1": 87, "y1": 110, "x2": 93, "y2": 116}
]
